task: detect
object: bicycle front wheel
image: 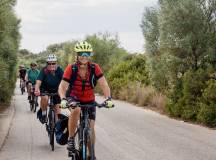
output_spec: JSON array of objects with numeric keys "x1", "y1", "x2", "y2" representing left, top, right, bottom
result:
[
  {"x1": 82, "y1": 128, "x2": 95, "y2": 160},
  {"x1": 82, "y1": 128, "x2": 88, "y2": 160},
  {"x1": 30, "y1": 95, "x2": 34, "y2": 111},
  {"x1": 48, "y1": 109, "x2": 55, "y2": 151},
  {"x1": 33, "y1": 96, "x2": 38, "y2": 113},
  {"x1": 87, "y1": 129, "x2": 95, "y2": 160}
]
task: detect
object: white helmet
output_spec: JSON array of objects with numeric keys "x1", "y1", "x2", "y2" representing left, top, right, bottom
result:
[{"x1": 46, "y1": 54, "x2": 57, "y2": 62}]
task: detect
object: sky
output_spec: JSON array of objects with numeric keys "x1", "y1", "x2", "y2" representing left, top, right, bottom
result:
[{"x1": 15, "y1": 0, "x2": 158, "y2": 53}]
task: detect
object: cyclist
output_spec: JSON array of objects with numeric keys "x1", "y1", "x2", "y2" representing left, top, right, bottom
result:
[
  {"x1": 35, "y1": 54, "x2": 64, "y2": 124},
  {"x1": 26, "y1": 62, "x2": 40, "y2": 101},
  {"x1": 58, "y1": 41, "x2": 114, "y2": 159},
  {"x1": 19, "y1": 65, "x2": 27, "y2": 90}
]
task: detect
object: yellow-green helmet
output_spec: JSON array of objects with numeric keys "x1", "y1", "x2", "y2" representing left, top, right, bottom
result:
[{"x1": 74, "y1": 41, "x2": 93, "y2": 53}]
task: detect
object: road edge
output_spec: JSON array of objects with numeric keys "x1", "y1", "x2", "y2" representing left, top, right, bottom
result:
[{"x1": 0, "y1": 96, "x2": 15, "y2": 151}]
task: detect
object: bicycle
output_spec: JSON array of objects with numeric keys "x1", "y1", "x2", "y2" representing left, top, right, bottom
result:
[
  {"x1": 41, "y1": 92, "x2": 59, "y2": 151},
  {"x1": 65, "y1": 101, "x2": 114, "y2": 160},
  {"x1": 29, "y1": 84, "x2": 38, "y2": 112}
]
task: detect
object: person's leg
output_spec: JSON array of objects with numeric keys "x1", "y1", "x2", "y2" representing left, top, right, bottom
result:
[
  {"x1": 27, "y1": 82, "x2": 31, "y2": 100},
  {"x1": 22, "y1": 78, "x2": 26, "y2": 90},
  {"x1": 88, "y1": 106, "x2": 96, "y2": 159},
  {"x1": 37, "y1": 95, "x2": 48, "y2": 123},
  {"x1": 67, "y1": 107, "x2": 81, "y2": 152},
  {"x1": 19, "y1": 77, "x2": 21, "y2": 88},
  {"x1": 40, "y1": 95, "x2": 48, "y2": 111},
  {"x1": 88, "y1": 120, "x2": 96, "y2": 156},
  {"x1": 40, "y1": 96, "x2": 48, "y2": 120}
]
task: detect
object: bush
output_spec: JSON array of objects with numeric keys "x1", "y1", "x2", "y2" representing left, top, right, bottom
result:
[
  {"x1": 197, "y1": 77, "x2": 216, "y2": 127},
  {"x1": 197, "y1": 103, "x2": 216, "y2": 127},
  {"x1": 166, "y1": 69, "x2": 208, "y2": 121},
  {"x1": 0, "y1": 60, "x2": 16, "y2": 103},
  {"x1": 107, "y1": 54, "x2": 150, "y2": 98}
]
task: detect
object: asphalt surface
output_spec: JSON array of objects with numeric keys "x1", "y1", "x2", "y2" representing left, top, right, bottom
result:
[{"x1": 0, "y1": 82, "x2": 216, "y2": 160}]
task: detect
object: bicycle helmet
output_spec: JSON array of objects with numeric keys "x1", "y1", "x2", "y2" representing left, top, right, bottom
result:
[
  {"x1": 46, "y1": 54, "x2": 57, "y2": 62},
  {"x1": 74, "y1": 41, "x2": 93, "y2": 53}
]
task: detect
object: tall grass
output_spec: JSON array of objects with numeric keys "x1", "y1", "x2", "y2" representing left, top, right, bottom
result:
[{"x1": 117, "y1": 82, "x2": 166, "y2": 111}]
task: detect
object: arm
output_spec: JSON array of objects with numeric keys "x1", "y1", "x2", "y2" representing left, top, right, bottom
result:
[
  {"x1": 97, "y1": 76, "x2": 111, "y2": 99},
  {"x1": 35, "y1": 69, "x2": 44, "y2": 93},
  {"x1": 35, "y1": 80, "x2": 42, "y2": 92},
  {"x1": 58, "y1": 80, "x2": 69, "y2": 100},
  {"x1": 25, "y1": 74, "x2": 28, "y2": 82}
]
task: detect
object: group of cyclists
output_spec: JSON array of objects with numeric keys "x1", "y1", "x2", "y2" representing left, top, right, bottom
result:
[{"x1": 18, "y1": 41, "x2": 114, "y2": 160}]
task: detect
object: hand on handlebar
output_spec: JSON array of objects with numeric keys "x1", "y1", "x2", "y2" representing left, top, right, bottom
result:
[
  {"x1": 60, "y1": 98, "x2": 68, "y2": 109},
  {"x1": 104, "y1": 97, "x2": 114, "y2": 108},
  {"x1": 34, "y1": 89, "x2": 40, "y2": 96}
]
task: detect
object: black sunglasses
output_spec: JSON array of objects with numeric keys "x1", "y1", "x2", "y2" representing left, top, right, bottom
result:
[{"x1": 47, "y1": 63, "x2": 56, "y2": 65}]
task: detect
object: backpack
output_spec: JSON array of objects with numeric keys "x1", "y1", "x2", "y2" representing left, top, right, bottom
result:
[
  {"x1": 55, "y1": 114, "x2": 69, "y2": 145},
  {"x1": 69, "y1": 63, "x2": 97, "y2": 89}
]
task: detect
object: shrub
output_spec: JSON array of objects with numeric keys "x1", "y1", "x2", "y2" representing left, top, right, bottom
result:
[
  {"x1": 107, "y1": 54, "x2": 150, "y2": 98},
  {"x1": 197, "y1": 103, "x2": 216, "y2": 127},
  {"x1": 197, "y1": 77, "x2": 216, "y2": 127},
  {"x1": 166, "y1": 69, "x2": 208, "y2": 120}
]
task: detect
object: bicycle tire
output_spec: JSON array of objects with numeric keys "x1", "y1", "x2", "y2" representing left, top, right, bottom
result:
[
  {"x1": 82, "y1": 128, "x2": 89, "y2": 160},
  {"x1": 30, "y1": 102, "x2": 34, "y2": 111},
  {"x1": 33, "y1": 96, "x2": 38, "y2": 113},
  {"x1": 87, "y1": 129, "x2": 95, "y2": 160},
  {"x1": 30, "y1": 95, "x2": 34, "y2": 112},
  {"x1": 48, "y1": 109, "x2": 55, "y2": 151},
  {"x1": 21, "y1": 88, "x2": 24, "y2": 95}
]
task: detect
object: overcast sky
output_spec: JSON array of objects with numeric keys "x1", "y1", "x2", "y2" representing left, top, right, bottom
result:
[{"x1": 15, "y1": 0, "x2": 158, "y2": 53}]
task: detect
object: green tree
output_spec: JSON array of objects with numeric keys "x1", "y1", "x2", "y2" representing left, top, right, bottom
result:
[
  {"x1": 0, "y1": 0, "x2": 20, "y2": 104},
  {"x1": 86, "y1": 32, "x2": 128, "y2": 73},
  {"x1": 140, "y1": 7, "x2": 160, "y2": 55},
  {"x1": 141, "y1": 0, "x2": 216, "y2": 125}
]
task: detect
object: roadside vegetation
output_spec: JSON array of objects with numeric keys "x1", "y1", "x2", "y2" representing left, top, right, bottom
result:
[
  {"x1": 0, "y1": 0, "x2": 20, "y2": 104},
  {"x1": 140, "y1": 0, "x2": 216, "y2": 127}
]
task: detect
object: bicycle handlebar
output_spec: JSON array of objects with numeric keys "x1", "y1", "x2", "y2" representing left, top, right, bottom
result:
[{"x1": 64, "y1": 101, "x2": 114, "y2": 109}]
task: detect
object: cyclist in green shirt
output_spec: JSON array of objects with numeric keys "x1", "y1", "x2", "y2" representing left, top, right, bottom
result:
[{"x1": 26, "y1": 62, "x2": 40, "y2": 100}]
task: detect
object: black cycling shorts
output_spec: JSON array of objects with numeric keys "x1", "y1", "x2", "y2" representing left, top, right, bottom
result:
[
  {"x1": 67, "y1": 97, "x2": 96, "y2": 121},
  {"x1": 40, "y1": 88, "x2": 61, "y2": 105}
]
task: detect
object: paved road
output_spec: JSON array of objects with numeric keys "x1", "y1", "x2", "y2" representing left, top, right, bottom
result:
[{"x1": 1, "y1": 83, "x2": 216, "y2": 160}]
